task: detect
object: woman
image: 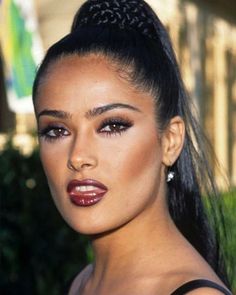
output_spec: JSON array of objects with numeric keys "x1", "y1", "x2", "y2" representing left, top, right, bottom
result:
[{"x1": 33, "y1": 0, "x2": 232, "y2": 294}]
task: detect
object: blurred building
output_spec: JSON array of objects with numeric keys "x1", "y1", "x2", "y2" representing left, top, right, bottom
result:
[{"x1": 0, "y1": 0, "x2": 236, "y2": 187}]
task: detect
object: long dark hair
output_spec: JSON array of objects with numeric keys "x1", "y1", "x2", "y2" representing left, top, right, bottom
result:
[{"x1": 33, "y1": 0, "x2": 231, "y2": 287}]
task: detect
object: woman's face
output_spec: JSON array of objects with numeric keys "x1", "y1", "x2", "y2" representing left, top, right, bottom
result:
[{"x1": 35, "y1": 54, "x2": 169, "y2": 235}]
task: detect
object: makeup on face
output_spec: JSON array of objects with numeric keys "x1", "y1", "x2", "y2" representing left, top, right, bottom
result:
[
  {"x1": 36, "y1": 104, "x2": 137, "y2": 142},
  {"x1": 35, "y1": 54, "x2": 165, "y2": 235},
  {"x1": 67, "y1": 178, "x2": 108, "y2": 207}
]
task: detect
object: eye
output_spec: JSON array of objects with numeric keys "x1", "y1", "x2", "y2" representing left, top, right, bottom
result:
[
  {"x1": 98, "y1": 117, "x2": 133, "y2": 135},
  {"x1": 38, "y1": 126, "x2": 70, "y2": 141}
]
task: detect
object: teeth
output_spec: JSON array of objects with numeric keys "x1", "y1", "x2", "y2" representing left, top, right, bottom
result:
[{"x1": 75, "y1": 185, "x2": 97, "y2": 192}]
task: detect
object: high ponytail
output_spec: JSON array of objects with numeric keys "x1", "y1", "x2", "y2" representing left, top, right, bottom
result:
[{"x1": 33, "y1": 0, "x2": 231, "y2": 287}]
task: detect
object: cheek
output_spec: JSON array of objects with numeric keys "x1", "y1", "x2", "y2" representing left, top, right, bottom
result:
[
  {"x1": 39, "y1": 145, "x2": 70, "y2": 218},
  {"x1": 39, "y1": 144, "x2": 67, "y2": 191},
  {"x1": 127, "y1": 137, "x2": 160, "y2": 175},
  {"x1": 40, "y1": 145, "x2": 55, "y2": 176},
  {"x1": 103, "y1": 130, "x2": 163, "y2": 187},
  {"x1": 96, "y1": 130, "x2": 164, "y2": 227}
]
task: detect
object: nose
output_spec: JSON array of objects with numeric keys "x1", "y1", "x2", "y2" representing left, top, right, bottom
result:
[{"x1": 67, "y1": 136, "x2": 98, "y2": 172}]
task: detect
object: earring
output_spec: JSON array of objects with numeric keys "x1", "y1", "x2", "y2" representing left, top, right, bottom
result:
[{"x1": 167, "y1": 171, "x2": 175, "y2": 183}]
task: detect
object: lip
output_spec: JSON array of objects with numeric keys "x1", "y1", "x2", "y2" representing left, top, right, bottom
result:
[{"x1": 67, "y1": 179, "x2": 108, "y2": 207}]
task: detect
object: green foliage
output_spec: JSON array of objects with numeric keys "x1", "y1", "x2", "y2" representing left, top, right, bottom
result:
[
  {"x1": 0, "y1": 141, "x2": 91, "y2": 295},
  {"x1": 203, "y1": 190, "x2": 236, "y2": 292},
  {"x1": 221, "y1": 191, "x2": 236, "y2": 291}
]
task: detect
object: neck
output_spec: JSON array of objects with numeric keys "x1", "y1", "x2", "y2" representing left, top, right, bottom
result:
[{"x1": 89, "y1": 202, "x2": 178, "y2": 284}]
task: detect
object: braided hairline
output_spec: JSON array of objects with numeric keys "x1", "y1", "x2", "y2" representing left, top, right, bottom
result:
[{"x1": 72, "y1": 0, "x2": 157, "y2": 40}]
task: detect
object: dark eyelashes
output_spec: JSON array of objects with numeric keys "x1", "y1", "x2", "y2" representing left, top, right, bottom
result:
[
  {"x1": 37, "y1": 127, "x2": 48, "y2": 138},
  {"x1": 98, "y1": 117, "x2": 133, "y2": 134},
  {"x1": 37, "y1": 126, "x2": 55, "y2": 137},
  {"x1": 38, "y1": 116, "x2": 133, "y2": 142},
  {"x1": 37, "y1": 125, "x2": 69, "y2": 141},
  {"x1": 37, "y1": 126, "x2": 52, "y2": 137}
]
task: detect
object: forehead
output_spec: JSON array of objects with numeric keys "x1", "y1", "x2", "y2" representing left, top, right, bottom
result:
[
  {"x1": 40, "y1": 53, "x2": 131, "y2": 87},
  {"x1": 35, "y1": 54, "x2": 155, "y2": 114}
]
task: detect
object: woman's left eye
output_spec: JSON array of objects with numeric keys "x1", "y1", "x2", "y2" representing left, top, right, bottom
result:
[{"x1": 98, "y1": 118, "x2": 133, "y2": 135}]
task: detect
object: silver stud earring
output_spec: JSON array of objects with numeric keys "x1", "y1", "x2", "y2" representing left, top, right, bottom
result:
[{"x1": 167, "y1": 171, "x2": 175, "y2": 183}]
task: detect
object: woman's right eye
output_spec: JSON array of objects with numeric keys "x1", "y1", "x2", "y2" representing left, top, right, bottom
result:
[{"x1": 38, "y1": 126, "x2": 70, "y2": 141}]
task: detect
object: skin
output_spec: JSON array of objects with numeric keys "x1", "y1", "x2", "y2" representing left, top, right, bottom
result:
[{"x1": 35, "y1": 54, "x2": 226, "y2": 295}]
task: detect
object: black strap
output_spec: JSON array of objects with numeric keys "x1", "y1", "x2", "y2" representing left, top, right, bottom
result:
[{"x1": 170, "y1": 279, "x2": 232, "y2": 295}]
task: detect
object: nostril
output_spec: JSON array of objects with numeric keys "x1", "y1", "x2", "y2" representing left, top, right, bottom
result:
[
  {"x1": 67, "y1": 160, "x2": 75, "y2": 171},
  {"x1": 67, "y1": 156, "x2": 97, "y2": 172}
]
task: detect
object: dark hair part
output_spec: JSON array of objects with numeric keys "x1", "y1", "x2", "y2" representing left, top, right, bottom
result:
[{"x1": 33, "y1": 0, "x2": 231, "y2": 287}]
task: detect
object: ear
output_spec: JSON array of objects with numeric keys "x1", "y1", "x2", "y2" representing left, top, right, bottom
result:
[{"x1": 161, "y1": 116, "x2": 185, "y2": 167}]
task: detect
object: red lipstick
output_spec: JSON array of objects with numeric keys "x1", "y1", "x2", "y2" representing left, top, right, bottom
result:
[{"x1": 67, "y1": 179, "x2": 108, "y2": 207}]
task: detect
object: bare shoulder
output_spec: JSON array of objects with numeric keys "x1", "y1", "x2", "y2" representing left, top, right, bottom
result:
[{"x1": 68, "y1": 264, "x2": 93, "y2": 295}]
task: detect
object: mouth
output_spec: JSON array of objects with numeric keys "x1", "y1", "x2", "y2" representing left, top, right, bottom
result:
[{"x1": 67, "y1": 179, "x2": 108, "y2": 207}]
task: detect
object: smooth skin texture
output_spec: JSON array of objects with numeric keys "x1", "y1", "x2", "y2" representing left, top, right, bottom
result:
[{"x1": 35, "y1": 54, "x2": 226, "y2": 295}]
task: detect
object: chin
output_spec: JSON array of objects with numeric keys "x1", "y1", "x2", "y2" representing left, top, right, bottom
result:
[
  {"x1": 61, "y1": 214, "x2": 110, "y2": 236},
  {"x1": 63, "y1": 212, "x2": 129, "y2": 237}
]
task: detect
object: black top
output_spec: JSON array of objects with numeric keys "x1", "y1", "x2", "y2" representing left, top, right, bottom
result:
[{"x1": 170, "y1": 279, "x2": 232, "y2": 295}]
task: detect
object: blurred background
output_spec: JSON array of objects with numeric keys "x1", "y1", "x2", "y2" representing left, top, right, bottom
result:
[{"x1": 0, "y1": 0, "x2": 235, "y2": 294}]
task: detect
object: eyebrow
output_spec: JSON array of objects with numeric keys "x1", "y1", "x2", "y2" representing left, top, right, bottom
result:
[
  {"x1": 37, "y1": 103, "x2": 141, "y2": 120},
  {"x1": 85, "y1": 103, "x2": 141, "y2": 118},
  {"x1": 37, "y1": 109, "x2": 72, "y2": 120}
]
